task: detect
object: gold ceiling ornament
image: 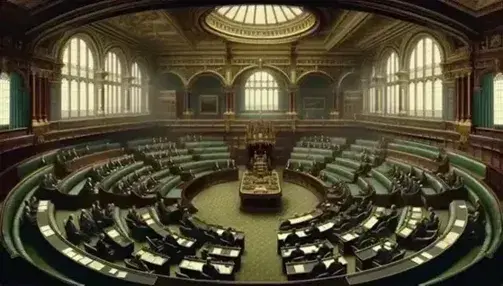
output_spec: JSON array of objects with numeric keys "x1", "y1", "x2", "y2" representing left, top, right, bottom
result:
[{"x1": 201, "y1": 5, "x2": 319, "y2": 45}]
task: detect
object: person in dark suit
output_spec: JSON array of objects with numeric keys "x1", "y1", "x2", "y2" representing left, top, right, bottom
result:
[
  {"x1": 163, "y1": 234, "x2": 178, "y2": 246},
  {"x1": 131, "y1": 253, "x2": 150, "y2": 272},
  {"x1": 311, "y1": 255, "x2": 327, "y2": 277},
  {"x1": 317, "y1": 242, "x2": 331, "y2": 257},
  {"x1": 374, "y1": 243, "x2": 392, "y2": 265},
  {"x1": 96, "y1": 233, "x2": 112, "y2": 256},
  {"x1": 65, "y1": 215, "x2": 83, "y2": 243},
  {"x1": 290, "y1": 243, "x2": 304, "y2": 259},
  {"x1": 79, "y1": 209, "x2": 97, "y2": 234},
  {"x1": 426, "y1": 209, "x2": 439, "y2": 230},
  {"x1": 127, "y1": 206, "x2": 143, "y2": 225},
  {"x1": 221, "y1": 227, "x2": 235, "y2": 243},
  {"x1": 202, "y1": 258, "x2": 219, "y2": 279},
  {"x1": 200, "y1": 249, "x2": 209, "y2": 260},
  {"x1": 306, "y1": 222, "x2": 320, "y2": 238},
  {"x1": 284, "y1": 229, "x2": 299, "y2": 246}
]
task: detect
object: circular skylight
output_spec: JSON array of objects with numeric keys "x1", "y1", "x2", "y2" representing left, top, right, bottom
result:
[
  {"x1": 202, "y1": 5, "x2": 319, "y2": 44},
  {"x1": 215, "y1": 5, "x2": 304, "y2": 25}
]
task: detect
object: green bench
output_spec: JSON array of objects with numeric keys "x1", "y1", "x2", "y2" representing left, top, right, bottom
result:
[
  {"x1": 453, "y1": 167, "x2": 502, "y2": 256},
  {"x1": 179, "y1": 160, "x2": 219, "y2": 171},
  {"x1": 369, "y1": 169, "x2": 392, "y2": 194},
  {"x1": 17, "y1": 150, "x2": 58, "y2": 179},
  {"x1": 290, "y1": 152, "x2": 328, "y2": 163},
  {"x1": 198, "y1": 152, "x2": 231, "y2": 161},
  {"x1": 58, "y1": 166, "x2": 92, "y2": 195},
  {"x1": 159, "y1": 176, "x2": 182, "y2": 198},
  {"x1": 100, "y1": 162, "x2": 144, "y2": 191},
  {"x1": 184, "y1": 141, "x2": 227, "y2": 149},
  {"x1": 355, "y1": 139, "x2": 378, "y2": 148},
  {"x1": 349, "y1": 144, "x2": 370, "y2": 153},
  {"x1": 394, "y1": 138, "x2": 440, "y2": 152},
  {"x1": 292, "y1": 147, "x2": 335, "y2": 158},
  {"x1": 388, "y1": 143, "x2": 440, "y2": 160},
  {"x1": 334, "y1": 157, "x2": 361, "y2": 170},
  {"x1": 126, "y1": 138, "x2": 157, "y2": 148},
  {"x1": 325, "y1": 164, "x2": 356, "y2": 182},
  {"x1": 287, "y1": 159, "x2": 315, "y2": 170},
  {"x1": 2, "y1": 165, "x2": 54, "y2": 259},
  {"x1": 448, "y1": 152, "x2": 486, "y2": 178},
  {"x1": 162, "y1": 155, "x2": 193, "y2": 165},
  {"x1": 190, "y1": 146, "x2": 228, "y2": 154}
]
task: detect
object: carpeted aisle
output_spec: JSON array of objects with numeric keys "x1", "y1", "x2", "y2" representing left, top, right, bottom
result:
[{"x1": 191, "y1": 171, "x2": 320, "y2": 281}]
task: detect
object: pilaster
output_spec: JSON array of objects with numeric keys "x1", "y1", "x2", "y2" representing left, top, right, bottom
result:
[{"x1": 396, "y1": 70, "x2": 409, "y2": 115}]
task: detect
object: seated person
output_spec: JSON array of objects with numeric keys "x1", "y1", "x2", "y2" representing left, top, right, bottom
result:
[
  {"x1": 126, "y1": 206, "x2": 143, "y2": 225},
  {"x1": 426, "y1": 208, "x2": 439, "y2": 230},
  {"x1": 163, "y1": 234, "x2": 178, "y2": 247},
  {"x1": 284, "y1": 229, "x2": 300, "y2": 246},
  {"x1": 202, "y1": 257, "x2": 220, "y2": 279},
  {"x1": 290, "y1": 243, "x2": 304, "y2": 259},
  {"x1": 326, "y1": 255, "x2": 344, "y2": 274},
  {"x1": 23, "y1": 205, "x2": 37, "y2": 224},
  {"x1": 96, "y1": 233, "x2": 114, "y2": 256},
  {"x1": 82, "y1": 178, "x2": 98, "y2": 195},
  {"x1": 311, "y1": 255, "x2": 327, "y2": 277},
  {"x1": 221, "y1": 227, "x2": 235, "y2": 243},
  {"x1": 79, "y1": 209, "x2": 98, "y2": 234},
  {"x1": 65, "y1": 215, "x2": 86, "y2": 243},
  {"x1": 305, "y1": 222, "x2": 320, "y2": 237},
  {"x1": 129, "y1": 253, "x2": 150, "y2": 272},
  {"x1": 317, "y1": 242, "x2": 331, "y2": 257},
  {"x1": 200, "y1": 248, "x2": 209, "y2": 260},
  {"x1": 374, "y1": 242, "x2": 393, "y2": 265},
  {"x1": 91, "y1": 202, "x2": 103, "y2": 220},
  {"x1": 105, "y1": 203, "x2": 115, "y2": 218}
]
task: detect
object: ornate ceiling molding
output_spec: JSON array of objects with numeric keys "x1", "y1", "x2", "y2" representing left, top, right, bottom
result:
[
  {"x1": 201, "y1": 6, "x2": 320, "y2": 45},
  {"x1": 323, "y1": 11, "x2": 372, "y2": 51}
]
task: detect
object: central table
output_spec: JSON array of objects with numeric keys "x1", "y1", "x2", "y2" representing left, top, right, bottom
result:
[{"x1": 239, "y1": 170, "x2": 282, "y2": 211}]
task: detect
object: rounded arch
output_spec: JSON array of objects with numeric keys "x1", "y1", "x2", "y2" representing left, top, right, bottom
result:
[
  {"x1": 375, "y1": 46, "x2": 400, "y2": 75},
  {"x1": 187, "y1": 70, "x2": 226, "y2": 88},
  {"x1": 55, "y1": 32, "x2": 101, "y2": 69},
  {"x1": 162, "y1": 71, "x2": 187, "y2": 87},
  {"x1": 337, "y1": 69, "x2": 359, "y2": 91},
  {"x1": 401, "y1": 31, "x2": 449, "y2": 69},
  {"x1": 232, "y1": 65, "x2": 290, "y2": 86},
  {"x1": 103, "y1": 46, "x2": 129, "y2": 75},
  {"x1": 130, "y1": 56, "x2": 152, "y2": 79},
  {"x1": 296, "y1": 70, "x2": 334, "y2": 84}
]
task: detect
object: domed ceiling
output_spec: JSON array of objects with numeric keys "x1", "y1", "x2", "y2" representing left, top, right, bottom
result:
[{"x1": 202, "y1": 5, "x2": 319, "y2": 44}]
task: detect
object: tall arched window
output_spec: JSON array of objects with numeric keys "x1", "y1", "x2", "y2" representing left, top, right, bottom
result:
[
  {"x1": 408, "y1": 37, "x2": 443, "y2": 118},
  {"x1": 385, "y1": 52, "x2": 399, "y2": 115},
  {"x1": 104, "y1": 52, "x2": 123, "y2": 115},
  {"x1": 61, "y1": 37, "x2": 96, "y2": 118},
  {"x1": 494, "y1": 73, "x2": 503, "y2": 125},
  {"x1": 0, "y1": 73, "x2": 10, "y2": 126},
  {"x1": 368, "y1": 66, "x2": 378, "y2": 113},
  {"x1": 244, "y1": 71, "x2": 278, "y2": 111},
  {"x1": 131, "y1": 62, "x2": 148, "y2": 113}
]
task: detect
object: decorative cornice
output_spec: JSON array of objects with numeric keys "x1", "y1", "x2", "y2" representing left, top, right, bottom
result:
[{"x1": 324, "y1": 11, "x2": 371, "y2": 51}]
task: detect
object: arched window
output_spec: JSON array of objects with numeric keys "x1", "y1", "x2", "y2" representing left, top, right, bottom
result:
[
  {"x1": 61, "y1": 37, "x2": 96, "y2": 118},
  {"x1": 131, "y1": 62, "x2": 148, "y2": 113},
  {"x1": 104, "y1": 52, "x2": 123, "y2": 114},
  {"x1": 385, "y1": 52, "x2": 399, "y2": 115},
  {"x1": 244, "y1": 71, "x2": 278, "y2": 111},
  {"x1": 408, "y1": 37, "x2": 443, "y2": 118},
  {"x1": 0, "y1": 73, "x2": 10, "y2": 126},
  {"x1": 494, "y1": 73, "x2": 503, "y2": 125},
  {"x1": 367, "y1": 66, "x2": 378, "y2": 113}
]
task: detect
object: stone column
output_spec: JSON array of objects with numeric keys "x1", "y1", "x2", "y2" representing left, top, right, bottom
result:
[
  {"x1": 455, "y1": 75, "x2": 460, "y2": 121},
  {"x1": 330, "y1": 83, "x2": 339, "y2": 119},
  {"x1": 182, "y1": 87, "x2": 193, "y2": 118},
  {"x1": 30, "y1": 68, "x2": 40, "y2": 125},
  {"x1": 360, "y1": 79, "x2": 369, "y2": 114},
  {"x1": 49, "y1": 71, "x2": 62, "y2": 120},
  {"x1": 224, "y1": 87, "x2": 235, "y2": 119},
  {"x1": 396, "y1": 71, "x2": 409, "y2": 115},
  {"x1": 467, "y1": 72, "x2": 472, "y2": 122},
  {"x1": 442, "y1": 78, "x2": 455, "y2": 121},
  {"x1": 286, "y1": 85, "x2": 298, "y2": 119},
  {"x1": 95, "y1": 70, "x2": 108, "y2": 115},
  {"x1": 42, "y1": 72, "x2": 50, "y2": 122},
  {"x1": 122, "y1": 76, "x2": 134, "y2": 113}
]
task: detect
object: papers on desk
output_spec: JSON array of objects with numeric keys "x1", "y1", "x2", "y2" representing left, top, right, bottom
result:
[
  {"x1": 412, "y1": 207, "x2": 422, "y2": 212},
  {"x1": 454, "y1": 219, "x2": 466, "y2": 228},
  {"x1": 289, "y1": 214, "x2": 313, "y2": 225},
  {"x1": 435, "y1": 240, "x2": 448, "y2": 249},
  {"x1": 338, "y1": 256, "x2": 347, "y2": 265},
  {"x1": 40, "y1": 225, "x2": 54, "y2": 237},
  {"x1": 212, "y1": 248, "x2": 223, "y2": 255},
  {"x1": 322, "y1": 259, "x2": 335, "y2": 268},
  {"x1": 142, "y1": 213, "x2": 151, "y2": 220},
  {"x1": 214, "y1": 264, "x2": 232, "y2": 275},
  {"x1": 79, "y1": 257, "x2": 93, "y2": 265},
  {"x1": 399, "y1": 227, "x2": 412, "y2": 237},
  {"x1": 38, "y1": 203, "x2": 48, "y2": 212},
  {"x1": 363, "y1": 216, "x2": 378, "y2": 229},
  {"x1": 293, "y1": 264, "x2": 305, "y2": 273},
  {"x1": 318, "y1": 222, "x2": 334, "y2": 232},
  {"x1": 180, "y1": 260, "x2": 203, "y2": 271},
  {"x1": 410, "y1": 212, "x2": 422, "y2": 219},
  {"x1": 145, "y1": 219, "x2": 154, "y2": 225},
  {"x1": 89, "y1": 261, "x2": 105, "y2": 271},
  {"x1": 375, "y1": 207, "x2": 385, "y2": 213},
  {"x1": 72, "y1": 254, "x2": 83, "y2": 262},
  {"x1": 411, "y1": 256, "x2": 424, "y2": 265},
  {"x1": 177, "y1": 238, "x2": 194, "y2": 247},
  {"x1": 444, "y1": 231, "x2": 460, "y2": 245},
  {"x1": 216, "y1": 229, "x2": 223, "y2": 235},
  {"x1": 109, "y1": 268, "x2": 118, "y2": 274},
  {"x1": 107, "y1": 229, "x2": 120, "y2": 238},
  {"x1": 116, "y1": 271, "x2": 128, "y2": 278},
  {"x1": 341, "y1": 233, "x2": 356, "y2": 241},
  {"x1": 408, "y1": 219, "x2": 418, "y2": 226},
  {"x1": 229, "y1": 250, "x2": 240, "y2": 257}
]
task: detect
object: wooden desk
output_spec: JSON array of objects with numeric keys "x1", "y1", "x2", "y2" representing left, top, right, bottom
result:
[
  {"x1": 179, "y1": 257, "x2": 235, "y2": 280},
  {"x1": 285, "y1": 256, "x2": 347, "y2": 280},
  {"x1": 205, "y1": 243, "x2": 243, "y2": 269}
]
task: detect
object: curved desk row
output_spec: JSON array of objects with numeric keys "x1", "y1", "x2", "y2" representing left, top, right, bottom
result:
[{"x1": 283, "y1": 169, "x2": 328, "y2": 199}]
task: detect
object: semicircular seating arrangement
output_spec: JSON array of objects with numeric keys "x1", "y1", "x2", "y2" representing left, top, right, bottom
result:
[{"x1": 0, "y1": 134, "x2": 501, "y2": 286}]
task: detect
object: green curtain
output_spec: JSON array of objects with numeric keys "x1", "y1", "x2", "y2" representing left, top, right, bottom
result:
[
  {"x1": 473, "y1": 73, "x2": 494, "y2": 128},
  {"x1": 9, "y1": 72, "x2": 29, "y2": 129}
]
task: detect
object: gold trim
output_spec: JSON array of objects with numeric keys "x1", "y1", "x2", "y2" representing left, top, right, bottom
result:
[{"x1": 201, "y1": 8, "x2": 319, "y2": 44}]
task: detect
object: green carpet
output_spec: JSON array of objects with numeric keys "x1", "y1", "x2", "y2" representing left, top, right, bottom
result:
[{"x1": 191, "y1": 172, "x2": 320, "y2": 281}]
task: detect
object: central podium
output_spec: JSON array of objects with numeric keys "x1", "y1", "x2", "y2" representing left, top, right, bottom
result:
[{"x1": 239, "y1": 121, "x2": 282, "y2": 211}]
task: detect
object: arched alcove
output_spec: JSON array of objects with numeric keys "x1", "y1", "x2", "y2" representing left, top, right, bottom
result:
[
  {"x1": 159, "y1": 72, "x2": 185, "y2": 118},
  {"x1": 234, "y1": 68, "x2": 288, "y2": 119},
  {"x1": 0, "y1": 72, "x2": 29, "y2": 130},
  {"x1": 189, "y1": 74, "x2": 225, "y2": 118},
  {"x1": 339, "y1": 73, "x2": 361, "y2": 119},
  {"x1": 297, "y1": 73, "x2": 333, "y2": 119}
]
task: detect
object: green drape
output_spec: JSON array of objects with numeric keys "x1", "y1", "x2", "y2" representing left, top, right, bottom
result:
[
  {"x1": 473, "y1": 73, "x2": 494, "y2": 128},
  {"x1": 9, "y1": 72, "x2": 29, "y2": 128}
]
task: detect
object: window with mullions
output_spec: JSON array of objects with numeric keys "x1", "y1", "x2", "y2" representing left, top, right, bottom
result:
[
  {"x1": 130, "y1": 62, "x2": 148, "y2": 113},
  {"x1": 244, "y1": 71, "x2": 279, "y2": 111},
  {"x1": 408, "y1": 37, "x2": 443, "y2": 118},
  {"x1": 104, "y1": 52, "x2": 123, "y2": 114},
  {"x1": 385, "y1": 52, "x2": 399, "y2": 115},
  {"x1": 60, "y1": 37, "x2": 96, "y2": 118},
  {"x1": 0, "y1": 73, "x2": 10, "y2": 126},
  {"x1": 494, "y1": 73, "x2": 503, "y2": 125}
]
